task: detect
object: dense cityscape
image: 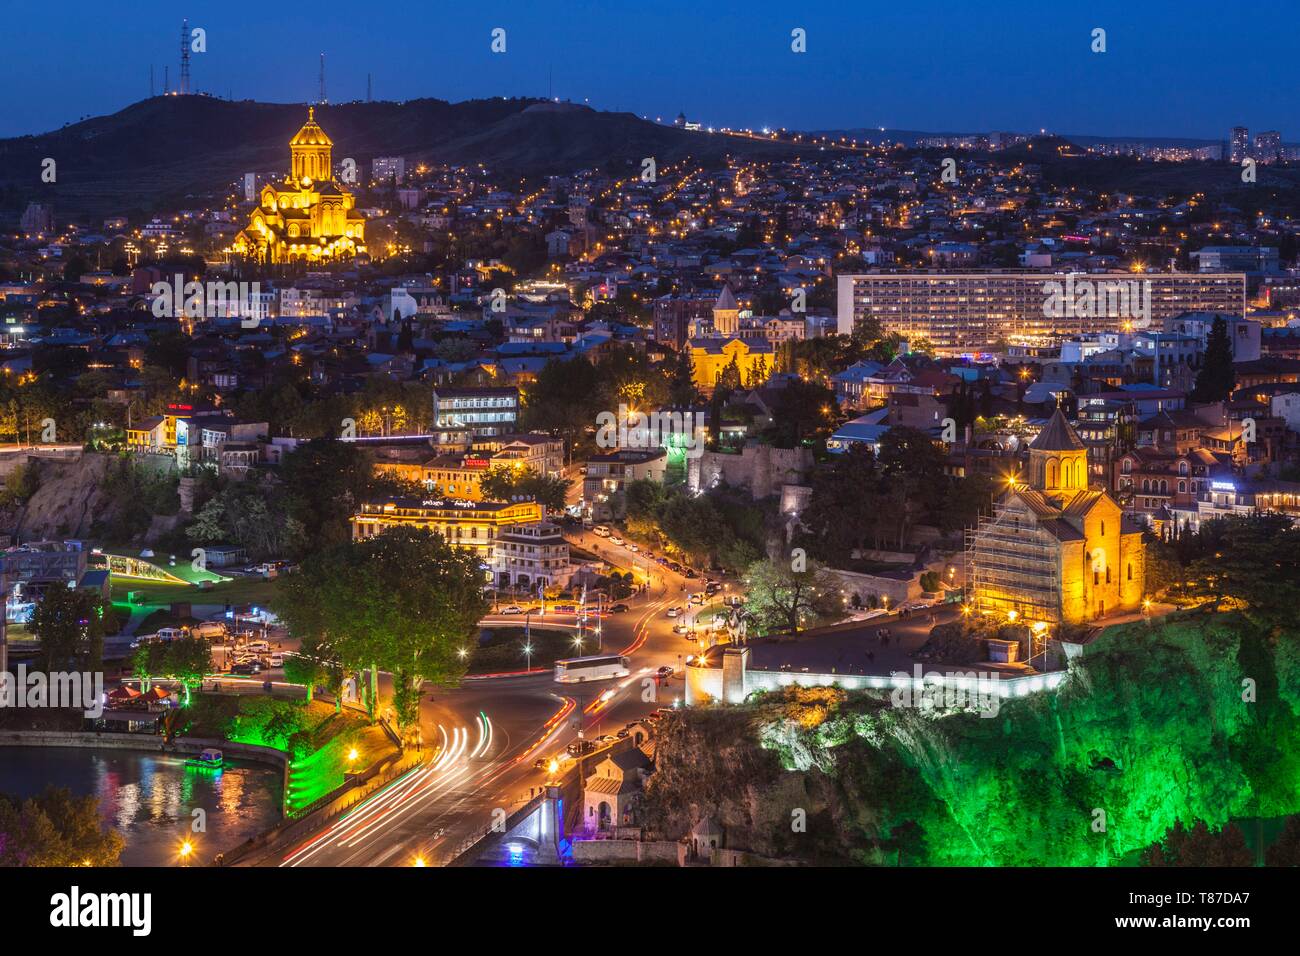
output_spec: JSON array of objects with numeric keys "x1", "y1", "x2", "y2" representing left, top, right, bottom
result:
[{"x1": 0, "y1": 3, "x2": 1294, "y2": 935}]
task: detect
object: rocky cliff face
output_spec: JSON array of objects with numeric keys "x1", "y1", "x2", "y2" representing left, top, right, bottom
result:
[
  {"x1": 4, "y1": 454, "x2": 112, "y2": 541},
  {"x1": 643, "y1": 613, "x2": 1300, "y2": 865}
]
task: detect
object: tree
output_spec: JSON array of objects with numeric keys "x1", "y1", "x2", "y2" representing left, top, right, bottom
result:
[
  {"x1": 273, "y1": 527, "x2": 488, "y2": 738},
  {"x1": 282, "y1": 634, "x2": 345, "y2": 711},
  {"x1": 716, "y1": 354, "x2": 743, "y2": 391},
  {"x1": 1140, "y1": 820, "x2": 1253, "y2": 866},
  {"x1": 763, "y1": 377, "x2": 837, "y2": 447},
  {"x1": 741, "y1": 558, "x2": 843, "y2": 635},
  {"x1": 798, "y1": 443, "x2": 881, "y2": 564},
  {"x1": 131, "y1": 637, "x2": 212, "y2": 705},
  {"x1": 31, "y1": 586, "x2": 105, "y2": 674},
  {"x1": 1186, "y1": 513, "x2": 1300, "y2": 626},
  {"x1": 478, "y1": 465, "x2": 568, "y2": 512},
  {"x1": 278, "y1": 438, "x2": 376, "y2": 553},
  {"x1": 1191, "y1": 315, "x2": 1236, "y2": 403},
  {"x1": 0, "y1": 786, "x2": 124, "y2": 867}
]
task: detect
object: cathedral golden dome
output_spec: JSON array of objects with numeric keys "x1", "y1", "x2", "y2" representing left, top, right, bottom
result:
[{"x1": 290, "y1": 106, "x2": 333, "y2": 147}]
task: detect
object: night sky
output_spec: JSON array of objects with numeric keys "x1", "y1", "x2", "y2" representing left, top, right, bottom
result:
[{"x1": 2, "y1": 0, "x2": 1296, "y2": 141}]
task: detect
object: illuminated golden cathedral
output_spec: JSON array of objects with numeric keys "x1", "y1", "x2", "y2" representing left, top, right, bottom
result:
[{"x1": 231, "y1": 107, "x2": 367, "y2": 264}]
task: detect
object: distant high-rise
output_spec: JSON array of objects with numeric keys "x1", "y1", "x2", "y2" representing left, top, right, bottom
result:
[
  {"x1": 1255, "y1": 130, "x2": 1282, "y2": 164},
  {"x1": 371, "y1": 157, "x2": 406, "y2": 184},
  {"x1": 319, "y1": 53, "x2": 327, "y2": 105},
  {"x1": 1230, "y1": 125, "x2": 1250, "y2": 163}
]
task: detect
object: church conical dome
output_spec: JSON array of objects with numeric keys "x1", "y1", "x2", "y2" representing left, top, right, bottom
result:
[
  {"x1": 1029, "y1": 406, "x2": 1086, "y2": 452},
  {"x1": 290, "y1": 106, "x2": 333, "y2": 147}
]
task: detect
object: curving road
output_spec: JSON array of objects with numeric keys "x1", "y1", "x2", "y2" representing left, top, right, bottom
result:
[{"x1": 270, "y1": 536, "x2": 708, "y2": 867}]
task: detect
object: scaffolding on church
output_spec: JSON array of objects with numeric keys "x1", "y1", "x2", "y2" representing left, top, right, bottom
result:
[{"x1": 964, "y1": 501, "x2": 1063, "y2": 625}]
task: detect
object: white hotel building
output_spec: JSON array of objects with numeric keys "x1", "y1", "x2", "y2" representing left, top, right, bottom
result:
[{"x1": 836, "y1": 271, "x2": 1246, "y2": 353}]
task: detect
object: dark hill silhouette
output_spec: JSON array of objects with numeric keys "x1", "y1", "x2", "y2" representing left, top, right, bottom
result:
[{"x1": 0, "y1": 95, "x2": 802, "y2": 221}]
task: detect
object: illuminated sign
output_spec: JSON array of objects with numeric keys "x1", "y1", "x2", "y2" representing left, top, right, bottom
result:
[{"x1": 1211, "y1": 481, "x2": 1236, "y2": 492}]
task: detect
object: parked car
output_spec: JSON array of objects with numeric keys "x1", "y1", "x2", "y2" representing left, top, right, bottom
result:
[
  {"x1": 656, "y1": 665, "x2": 675, "y2": 679},
  {"x1": 566, "y1": 740, "x2": 596, "y2": 758},
  {"x1": 499, "y1": 605, "x2": 525, "y2": 615},
  {"x1": 668, "y1": 562, "x2": 683, "y2": 573},
  {"x1": 683, "y1": 569, "x2": 699, "y2": 579},
  {"x1": 609, "y1": 536, "x2": 624, "y2": 546},
  {"x1": 592, "y1": 525, "x2": 610, "y2": 537},
  {"x1": 269, "y1": 653, "x2": 284, "y2": 668},
  {"x1": 610, "y1": 603, "x2": 629, "y2": 613},
  {"x1": 230, "y1": 662, "x2": 259, "y2": 676}
]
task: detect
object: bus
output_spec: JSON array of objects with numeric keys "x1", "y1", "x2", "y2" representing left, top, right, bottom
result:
[{"x1": 554, "y1": 654, "x2": 631, "y2": 683}]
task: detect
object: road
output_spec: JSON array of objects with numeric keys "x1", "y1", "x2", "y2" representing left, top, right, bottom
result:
[{"x1": 273, "y1": 534, "x2": 705, "y2": 867}]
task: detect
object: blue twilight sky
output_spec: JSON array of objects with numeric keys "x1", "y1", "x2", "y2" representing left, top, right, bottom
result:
[{"x1": 1, "y1": 0, "x2": 1296, "y2": 140}]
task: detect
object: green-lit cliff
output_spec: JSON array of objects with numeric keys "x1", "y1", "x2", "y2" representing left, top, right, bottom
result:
[{"x1": 643, "y1": 611, "x2": 1300, "y2": 865}]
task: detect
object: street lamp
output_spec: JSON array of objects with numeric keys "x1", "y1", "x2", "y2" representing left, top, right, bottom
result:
[
  {"x1": 523, "y1": 642, "x2": 534, "y2": 672},
  {"x1": 179, "y1": 839, "x2": 194, "y2": 865}
]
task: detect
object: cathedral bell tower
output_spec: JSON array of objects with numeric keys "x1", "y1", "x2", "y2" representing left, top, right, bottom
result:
[
  {"x1": 1027, "y1": 407, "x2": 1089, "y2": 493},
  {"x1": 290, "y1": 106, "x2": 334, "y2": 184}
]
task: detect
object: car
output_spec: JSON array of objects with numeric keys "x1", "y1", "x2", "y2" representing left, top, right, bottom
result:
[
  {"x1": 566, "y1": 740, "x2": 596, "y2": 758},
  {"x1": 610, "y1": 603, "x2": 629, "y2": 613},
  {"x1": 689, "y1": 593, "x2": 704, "y2": 605},
  {"x1": 594, "y1": 734, "x2": 616, "y2": 746},
  {"x1": 627, "y1": 543, "x2": 639, "y2": 553},
  {"x1": 656, "y1": 665, "x2": 675, "y2": 679},
  {"x1": 499, "y1": 605, "x2": 525, "y2": 615},
  {"x1": 655, "y1": 556, "x2": 669, "y2": 565},
  {"x1": 666, "y1": 607, "x2": 679, "y2": 618},
  {"x1": 246, "y1": 640, "x2": 271, "y2": 653},
  {"x1": 672, "y1": 624, "x2": 686, "y2": 634},
  {"x1": 269, "y1": 653, "x2": 284, "y2": 668},
  {"x1": 705, "y1": 582, "x2": 721, "y2": 595},
  {"x1": 592, "y1": 525, "x2": 610, "y2": 537},
  {"x1": 609, "y1": 536, "x2": 624, "y2": 546},
  {"x1": 668, "y1": 562, "x2": 682, "y2": 573},
  {"x1": 683, "y1": 569, "x2": 699, "y2": 579},
  {"x1": 614, "y1": 728, "x2": 630, "y2": 739},
  {"x1": 230, "y1": 662, "x2": 259, "y2": 676}
]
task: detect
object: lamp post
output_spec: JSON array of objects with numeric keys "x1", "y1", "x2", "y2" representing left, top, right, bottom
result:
[{"x1": 523, "y1": 641, "x2": 534, "y2": 673}]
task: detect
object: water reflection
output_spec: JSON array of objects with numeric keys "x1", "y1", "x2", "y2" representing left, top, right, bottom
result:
[{"x1": 0, "y1": 747, "x2": 282, "y2": 866}]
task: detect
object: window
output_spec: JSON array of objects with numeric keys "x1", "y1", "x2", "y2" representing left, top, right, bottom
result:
[
  {"x1": 1105, "y1": 567, "x2": 1111, "y2": 584},
  {"x1": 1094, "y1": 570, "x2": 1099, "y2": 586},
  {"x1": 1127, "y1": 563, "x2": 1132, "y2": 581},
  {"x1": 1100, "y1": 521, "x2": 1105, "y2": 537}
]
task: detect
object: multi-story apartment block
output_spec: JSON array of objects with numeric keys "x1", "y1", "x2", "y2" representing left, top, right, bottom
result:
[{"x1": 837, "y1": 272, "x2": 1246, "y2": 353}]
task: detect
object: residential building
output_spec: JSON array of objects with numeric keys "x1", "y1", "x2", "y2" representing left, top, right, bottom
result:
[{"x1": 837, "y1": 272, "x2": 1247, "y2": 352}]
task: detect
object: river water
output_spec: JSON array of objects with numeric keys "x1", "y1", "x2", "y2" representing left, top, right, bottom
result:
[{"x1": 0, "y1": 746, "x2": 283, "y2": 866}]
